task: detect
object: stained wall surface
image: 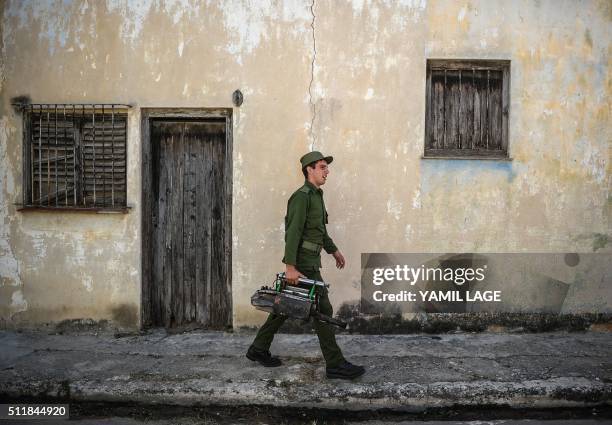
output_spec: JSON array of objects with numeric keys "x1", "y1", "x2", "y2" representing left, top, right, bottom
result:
[{"x1": 0, "y1": 0, "x2": 610, "y2": 329}]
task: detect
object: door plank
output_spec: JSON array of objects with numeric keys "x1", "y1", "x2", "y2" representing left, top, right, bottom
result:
[
  {"x1": 183, "y1": 128, "x2": 197, "y2": 323},
  {"x1": 196, "y1": 130, "x2": 213, "y2": 325},
  {"x1": 211, "y1": 131, "x2": 230, "y2": 328},
  {"x1": 171, "y1": 125, "x2": 185, "y2": 325},
  {"x1": 151, "y1": 124, "x2": 164, "y2": 325},
  {"x1": 162, "y1": 129, "x2": 174, "y2": 327}
]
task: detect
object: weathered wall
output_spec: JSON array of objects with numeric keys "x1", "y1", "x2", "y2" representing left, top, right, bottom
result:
[{"x1": 0, "y1": 0, "x2": 609, "y2": 330}]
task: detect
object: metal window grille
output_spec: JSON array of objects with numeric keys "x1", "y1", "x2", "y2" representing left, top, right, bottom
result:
[
  {"x1": 425, "y1": 60, "x2": 510, "y2": 158},
  {"x1": 22, "y1": 104, "x2": 130, "y2": 210}
]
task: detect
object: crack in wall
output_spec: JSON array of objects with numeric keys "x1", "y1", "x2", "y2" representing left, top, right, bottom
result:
[{"x1": 307, "y1": 0, "x2": 317, "y2": 151}]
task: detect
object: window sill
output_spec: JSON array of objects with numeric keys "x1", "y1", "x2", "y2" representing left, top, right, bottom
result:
[
  {"x1": 421, "y1": 155, "x2": 513, "y2": 161},
  {"x1": 423, "y1": 149, "x2": 511, "y2": 160},
  {"x1": 16, "y1": 204, "x2": 132, "y2": 214}
]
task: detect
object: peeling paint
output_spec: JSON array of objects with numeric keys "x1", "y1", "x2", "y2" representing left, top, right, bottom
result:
[
  {"x1": 404, "y1": 223, "x2": 412, "y2": 240},
  {"x1": 457, "y1": 6, "x2": 466, "y2": 22},
  {"x1": 10, "y1": 290, "x2": 27, "y2": 315},
  {"x1": 0, "y1": 239, "x2": 20, "y2": 287},
  {"x1": 411, "y1": 189, "x2": 421, "y2": 209},
  {"x1": 106, "y1": 0, "x2": 153, "y2": 45},
  {"x1": 220, "y1": 0, "x2": 311, "y2": 64},
  {"x1": 82, "y1": 275, "x2": 93, "y2": 292},
  {"x1": 386, "y1": 198, "x2": 402, "y2": 220},
  {"x1": 0, "y1": 116, "x2": 22, "y2": 291}
]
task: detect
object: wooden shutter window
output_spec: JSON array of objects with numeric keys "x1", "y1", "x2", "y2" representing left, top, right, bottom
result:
[{"x1": 425, "y1": 60, "x2": 510, "y2": 158}]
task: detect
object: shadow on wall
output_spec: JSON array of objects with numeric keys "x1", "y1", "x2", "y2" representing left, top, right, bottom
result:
[
  {"x1": 0, "y1": 303, "x2": 140, "y2": 333},
  {"x1": 111, "y1": 303, "x2": 139, "y2": 328}
]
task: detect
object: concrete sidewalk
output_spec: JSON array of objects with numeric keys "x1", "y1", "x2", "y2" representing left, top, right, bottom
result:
[{"x1": 1, "y1": 329, "x2": 611, "y2": 412}]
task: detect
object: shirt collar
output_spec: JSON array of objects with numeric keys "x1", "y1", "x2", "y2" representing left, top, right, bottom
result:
[{"x1": 304, "y1": 180, "x2": 323, "y2": 195}]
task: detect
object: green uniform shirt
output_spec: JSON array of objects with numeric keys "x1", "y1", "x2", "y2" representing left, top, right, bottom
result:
[{"x1": 282, "y1": 180, "x2": 338, "y2": 268}]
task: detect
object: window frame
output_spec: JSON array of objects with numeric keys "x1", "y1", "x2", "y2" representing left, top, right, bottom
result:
[
  {"x1": 18, "y1": 103, "x2": 132, "y2": 213},
  {"x1": 424, "y1": 59, "x2": 511, "y2": 160}
]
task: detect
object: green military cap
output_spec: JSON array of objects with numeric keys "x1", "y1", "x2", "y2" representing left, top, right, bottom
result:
[{"x1": 300, "y1": 151, "x2": 333, "y2": 168}]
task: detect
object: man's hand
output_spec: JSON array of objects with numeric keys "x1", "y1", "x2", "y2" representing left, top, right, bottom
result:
[
  {"x1": 332, "y1": 250, "x2": 346, "y2": 269},
  {"x1": 285, "y1": 264, "x2": 306, "y2": 286}
]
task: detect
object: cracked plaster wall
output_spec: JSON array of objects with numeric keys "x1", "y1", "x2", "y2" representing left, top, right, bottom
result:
[{"x1": 0, "y1": 0, "x2": 609, "y2": 329}]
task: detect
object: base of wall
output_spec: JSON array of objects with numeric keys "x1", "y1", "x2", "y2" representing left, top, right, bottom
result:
[
  {"x1": 5, "y1": 312, "x2": 610, "y2": 335},
  {"x1": 237, "y1": 311, "x2": 612, "y2": 334},
  {"x1": 0, "y1": 317, "x2": 139, "y2": 334}
]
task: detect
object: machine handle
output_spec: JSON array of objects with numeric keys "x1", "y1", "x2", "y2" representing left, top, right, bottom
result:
[{"x1": 277, "y1": 272, "x2": 329, "y2": 288}]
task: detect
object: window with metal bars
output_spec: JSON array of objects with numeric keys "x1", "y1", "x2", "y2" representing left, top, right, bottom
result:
[
  {"x1": 20, "y1": 104, "x2": 130, "y2": 211},
  {"x1": 424, "y1": 59, "x2": 510, "y2": 158}
]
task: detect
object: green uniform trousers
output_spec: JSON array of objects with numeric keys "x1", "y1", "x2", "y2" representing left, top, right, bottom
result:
[{"x1": 251, "y1": 268, "x2": 345, "y2": 368}]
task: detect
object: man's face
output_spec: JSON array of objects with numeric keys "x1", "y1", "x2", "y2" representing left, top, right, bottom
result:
[{"x1": 307, "y1": 160, "x2": 329, "y2": 186}]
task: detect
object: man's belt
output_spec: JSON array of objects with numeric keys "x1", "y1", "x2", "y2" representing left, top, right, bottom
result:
[{"x1": 301, "y1": 240, "x2": 322, "y2": 254}]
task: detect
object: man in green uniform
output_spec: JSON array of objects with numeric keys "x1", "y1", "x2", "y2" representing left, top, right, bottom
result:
[{"x1": 246, "y1": 151, "x2": 365, "y2": 379}]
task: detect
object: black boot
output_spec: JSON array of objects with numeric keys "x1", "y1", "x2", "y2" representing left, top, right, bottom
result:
[
  {"x1": 326, "y1": 360, "x2": 365, "y2": 379},
  {"x1": 246, "y1": 345, "x2": 282, "y2": 367}
]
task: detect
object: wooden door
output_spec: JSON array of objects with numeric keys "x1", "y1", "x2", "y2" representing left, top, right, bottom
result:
[{"x1": 150, "y1": 120, "x2": 230, "y2": 329}]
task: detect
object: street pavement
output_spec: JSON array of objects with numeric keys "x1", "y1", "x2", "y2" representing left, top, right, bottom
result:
[{"x1": 0, "y1": 329, "x2": 611, "y2": 420}]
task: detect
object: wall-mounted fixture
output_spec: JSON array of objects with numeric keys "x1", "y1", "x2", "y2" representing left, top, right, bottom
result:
[{"x1": 232, "y1": 90, "x2": 243, "y2": 107}]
